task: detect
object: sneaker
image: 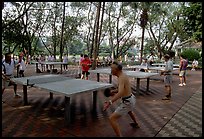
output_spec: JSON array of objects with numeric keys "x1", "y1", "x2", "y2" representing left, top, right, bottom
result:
[
  {"x1": 179, "y1": 83, "x2": 183, "y2": 86},
  {"x1": 130, "y1": 123, "x2": 140, "y2": 128},
  {"x1": 14, "y1": 93, "x2": 22, "y2": 98},
  {"x1": 183, "y1": 83, "x2": 186, "y2": 86}
]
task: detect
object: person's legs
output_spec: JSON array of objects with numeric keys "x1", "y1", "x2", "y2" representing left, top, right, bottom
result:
[
  {"x1": 109, "y1": 112, "x2": 122, "y2": 137},
  {"x1": 19, "y1": 70, "x2": 24, "y2": 77},
  {"x1": 183, "y1": 71, "x2": 186, "y2": 85},
  {"x1": 81, "y1": 71, "x2": 85, "y2": 79},
  {"x1": 163, "y1": 75, "x2": 172, "y2": 100},
  {"x1": 128, "y1": 111, "x2": 140, "y2": 128},
  {"x1": 179, "y1": 76, "x2": 183, "y2": 85},
  {"x1": 179, "y1": 71, "x2": 184, "y2": 86},
  {"x1": 85, "y1": 71, "x2": 89, "y2": 80},
  {"x1": 166, "y1": 85, "x2": 171, "y2": 97},
  {"x1": 9, "y1": 81, "x2": 21, "y2": 97}
]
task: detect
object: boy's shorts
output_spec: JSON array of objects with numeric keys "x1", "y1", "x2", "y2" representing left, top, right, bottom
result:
[{"x1": 164, "y1": 75, "x2": 172, "y2": 86}]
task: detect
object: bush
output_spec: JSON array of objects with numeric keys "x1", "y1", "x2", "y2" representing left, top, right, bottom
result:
[{"x1": 181, "y1": 49, "x2": 201, "y2": 61}]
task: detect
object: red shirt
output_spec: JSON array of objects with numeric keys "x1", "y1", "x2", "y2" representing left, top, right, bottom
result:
[{"x1": 81, "y1": 58, "x2": 91, "y2": 71}]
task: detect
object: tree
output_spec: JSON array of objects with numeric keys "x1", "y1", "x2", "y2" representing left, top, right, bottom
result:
[{"x1": 181, "y1": 2, "x2": 202, "y2": 42}]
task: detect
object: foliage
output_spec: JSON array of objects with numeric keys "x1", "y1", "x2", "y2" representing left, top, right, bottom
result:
[
  {"x1": 181, "y1": 2, "x2": 202, "y2": 42},
  {"x1": 180, "y1": 48, "x2": 201, "y2": 61}
]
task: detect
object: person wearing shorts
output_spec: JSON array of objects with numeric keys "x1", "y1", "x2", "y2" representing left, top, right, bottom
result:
[
  {"x1": 178, "y1": 54, "x2": 188, "y2": 86},
  {"x1": 160, "y1": 54, "x2": 173, "y2": 100},
  {"x1": 80, "y1": 54, "x2": 91, "y2": 80},
  {"x1": 103, "y1": 61, "x2": 139, "y2": 137},
  {"x1": 2, "y1": 53, "x2": 21, "y2": 98}
]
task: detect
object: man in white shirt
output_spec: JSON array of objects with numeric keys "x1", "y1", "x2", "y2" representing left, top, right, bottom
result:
[
  {"x1": 2, "y1": 53, "x2": 21, "y2": 98},
  {"x1": 17, "y1": 55, "x2": 26, "y2": 77},
  {"x1": 63, "y1": 54, "x2": 68, "y2": 70},
  {"x1": 191, "y1": 59, "x2": 198, "y2": 71}
]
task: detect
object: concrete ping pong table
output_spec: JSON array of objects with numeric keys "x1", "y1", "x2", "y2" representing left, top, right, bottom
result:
[
  {"x1": 12, "y1": 74, "x2": 113, "y2": 126},
  {"x1": 32, "y1": 61, "x2": 65, "y2": 73},
  {"x1": 89, "y1": 68, "x2": 158, "y2": 94},
  {"x1": 126, "y1": 65, "x2": 179, "y2": 73}
]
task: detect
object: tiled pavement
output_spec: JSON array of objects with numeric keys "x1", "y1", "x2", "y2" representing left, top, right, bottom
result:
[{"x1": 2, "y1": 64, "x2": 202, "y2": 137}]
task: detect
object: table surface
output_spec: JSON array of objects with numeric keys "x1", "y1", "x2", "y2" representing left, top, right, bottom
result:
[
  {"x1": 32, "y1": 61, "x2": 65, "y2": 65},
  {"x1": 35, "y1": 79, "x2": 113, "y2": 96},
  {"x1": 89, "y1": 68, "x2": 159, "y2": 78},
  {"x1": 12, "y1": 74, "x2": 69, "y2": 85},
  {"x1": 12, "y1": 75, "x2": 113, "y2": 96},
  {"x1": 127, "y1": 65, "x2": 179, "y2": 71}
]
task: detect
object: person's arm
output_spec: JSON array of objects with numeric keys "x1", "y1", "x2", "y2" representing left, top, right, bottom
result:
[
  {"x1": 179, "y1": 60, "x2": 183, "y2": 71},
  {"x1": 2, "y1": 72, "x2": 10, "y2": 80},
  {"x1": 103, "y1": 78, "x2": 125, "y2": 111}
]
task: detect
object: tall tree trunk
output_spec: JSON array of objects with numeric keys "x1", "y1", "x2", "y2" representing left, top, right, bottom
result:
[
  {"x1": 140, "y1": 27, "x2": 145, "y2": 64},
  {"x1": 92, "y1": 2, "x2": 101, "y2": 70},
  {"x1": 59, "y1": 2, "x2": 66, "y2": 62},
  {"x1": 97, "y1": 2, "x2": 105, "y2": 56}
]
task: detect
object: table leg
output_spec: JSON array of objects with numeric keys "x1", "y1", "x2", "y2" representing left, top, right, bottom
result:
[
  {"x1": 64, "y1": 96, "x2": 71, "y2": 126},
  {"x1": 23, "y1": 85, "x2": 28, "y2": 105},
  {"x1": 136, "y1": 78, "x2": 140, "y2": 94},
  {"x1": 61, "y1": 64, "x2": 62, "y2": 73},
  {"x1": 36, "y1": 63, "x2": 38, "y2": 73},
  {"x1": 92, "y1": 91, "x2": 97, "y2": 112},
  {"x1": 97, "y1": 73, "x2": 100, "y2": 82},
  {"x1": 146, "y1": 78, "x2": 150, "y2": 92},
  {"x1": 50, "y1": 92, "x2": 53, "y2": 99},
  {"x1": 109, "y1": 75, "x2": 112, "y2": 83},
  {"x1": 16, "y1": 66, "x2": 19, "y2": 77}
]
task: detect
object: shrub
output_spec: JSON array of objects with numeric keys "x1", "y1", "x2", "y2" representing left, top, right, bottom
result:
[{"x1": 180, "y1": 49, "x2": 201, "y2": 61}]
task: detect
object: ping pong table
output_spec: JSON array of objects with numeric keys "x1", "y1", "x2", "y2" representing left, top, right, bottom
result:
[
  {"x1": 12, "y1": 74, "x2": 113, "y2": 126},
  {"x1": 152, "y1": 63, "x2": 180, "y2": 67},
  {"x1": 32, "y1": 61, "x2": 65, "y2": 73},
  {"x1": 89, "y1": 68, "x2": 158, "y2": 94},
  {"x1": 127, "y1": 65, "x2": 179, "y2": 73}
]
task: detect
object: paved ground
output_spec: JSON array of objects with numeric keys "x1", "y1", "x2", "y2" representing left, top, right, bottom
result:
[{"x1": 2, "y1": 64, "x2": 202, "y2": 137}]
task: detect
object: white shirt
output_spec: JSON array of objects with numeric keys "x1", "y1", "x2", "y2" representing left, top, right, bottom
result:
[
  {"x1": 63, "y1": 56, "x2": 68, "y2": 63},
  {"x1": 19, "y1": 59, "x2": 26, "y2": 71},
  {"x1": 2, "y1": 59, "x2": 16, "y2": 75},
  {"x1": 192, "y1": 60, "x2": 198, "y2": 66}
]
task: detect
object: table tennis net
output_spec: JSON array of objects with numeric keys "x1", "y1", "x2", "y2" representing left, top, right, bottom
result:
[{"x1": 27, "y1": 75, "x2": 70, "y2": 85}]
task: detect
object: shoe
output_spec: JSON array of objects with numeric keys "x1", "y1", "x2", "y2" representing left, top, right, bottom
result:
[
  {"x1": 183, "y1": 83, "x2": 186, "y2": 86},
  {"x1": 130, "y1": 123, "x2": 140, "y2": 128},
  {"x1": 166, "y1": 94, "x2": 171, "y2": 99},
  {"x1": 179, "y1": 83, "x2": 183, "y2": 86},
  {"x1": 162, "y1": 96, "x2": 170, "y2": 100},
  {"x1": 14, "y1": 93, "x2": 22, "y2": 98}
]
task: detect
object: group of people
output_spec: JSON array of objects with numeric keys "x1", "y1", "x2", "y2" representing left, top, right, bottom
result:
[
  {"x1": 102, "y1": 52, "x2": 193, "y2": 136},
  {"x1": 1, "y1": 51, "x2": 197, "y2": 137}
]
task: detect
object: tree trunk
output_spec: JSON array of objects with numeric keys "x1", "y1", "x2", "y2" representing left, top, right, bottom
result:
[
  {"x1": 59, "y1": 2, "x2": 66, "y2": 62},
  {"x1": 92, "y1": 2, "x2": 101, "y2": 70},
  {"x1": 140, "y1": 27, "x2": 145, "y2": 64}
]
